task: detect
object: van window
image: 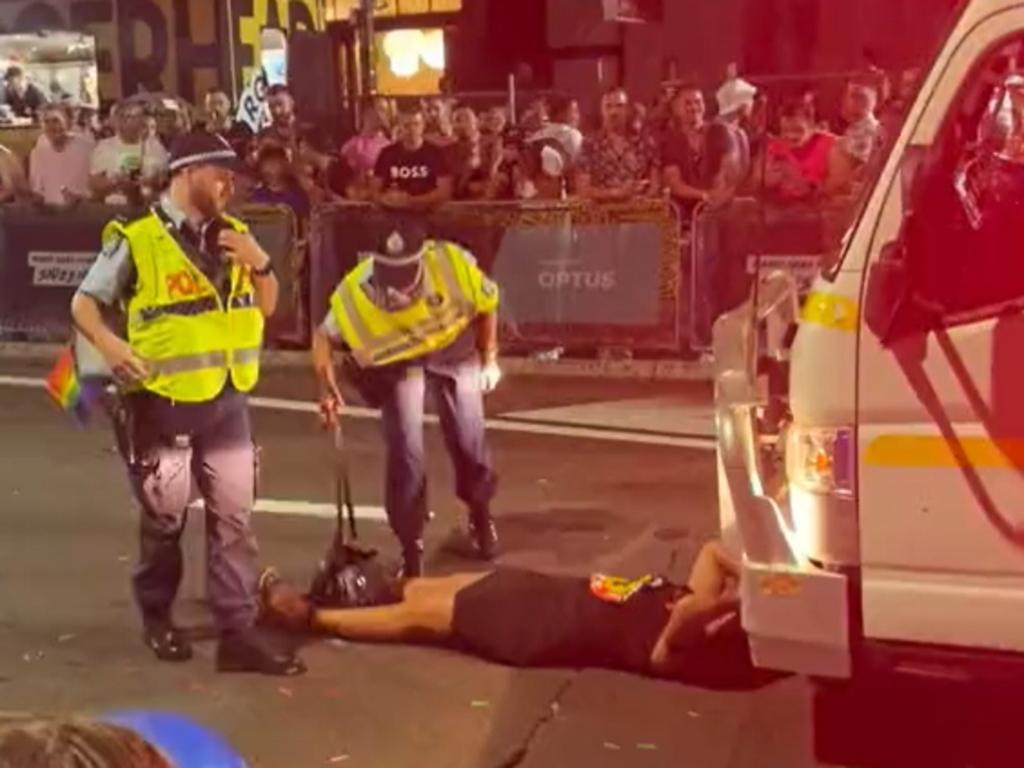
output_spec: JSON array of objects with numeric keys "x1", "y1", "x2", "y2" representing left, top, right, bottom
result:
[{"x1": 909, "y1": 40, "x2": 1024, "y2": 319}]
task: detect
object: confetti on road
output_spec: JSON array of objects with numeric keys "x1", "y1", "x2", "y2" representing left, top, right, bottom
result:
[
  {"x1": 117, "y1": 555, "x2": 130, "y2": 563},
  {"x1": 278, "y1": 687, "x2": 294, "y2": 698},
  {"x1": 328, "y1": 755, "x2": 350, "y2": 764},
  {"x1": 687, "y1": 710, "x2": 701, "y2": 718},
  {"x1": 637, "y1": 743, "x2": 658, "y2": 751},
  {"x1": 57, "y1": 634, "x2": 75, "y2": 643},
  {"x1": 470, "y1": 700, "x2": 489, "y2": 708},
  {"x1": 603, "y1": 742, "x2": 621, "y2": 751},
  {"x1": 21, "y1": 651, "x2": 44, "y2": 662}
]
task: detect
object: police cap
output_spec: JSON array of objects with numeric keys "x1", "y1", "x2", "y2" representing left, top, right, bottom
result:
[
  {"x1": 168, "y1": 132, "x2": 247, "y2": 175},
  {"x1": 373, "y1": 214, "x2": 428, "y2": 267}
]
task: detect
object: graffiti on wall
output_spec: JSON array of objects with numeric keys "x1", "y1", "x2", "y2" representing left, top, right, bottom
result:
[{"x1": 0, "y1": 0, "x2": 323, "y2": 103}]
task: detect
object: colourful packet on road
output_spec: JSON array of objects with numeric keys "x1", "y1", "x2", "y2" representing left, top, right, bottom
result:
[{"x1": 589, "y1": 573, "x2": 660, "y2": 604}]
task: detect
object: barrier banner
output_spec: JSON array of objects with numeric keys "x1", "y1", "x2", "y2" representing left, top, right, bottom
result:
[
  {"x1": 689, "y1": 199, "x2": 851, "y2": 350},
  {"x1": 0, "y1": 202, "x2": 302, "y2": 346},
  {"x1": 0, "y1": 203, "x2": 121, "y2": 342},
  {"x1": 309, "y1": 198, "x2": 683, "y2": 351}
]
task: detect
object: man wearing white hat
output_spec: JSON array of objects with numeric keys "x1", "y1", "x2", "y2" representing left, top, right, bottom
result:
[
  {"x1": 715, "y1": 71, "x2": 758, "y2": 187},
  {"x1": 312, "y1": 217, "x2": 502, "y2": 577}
]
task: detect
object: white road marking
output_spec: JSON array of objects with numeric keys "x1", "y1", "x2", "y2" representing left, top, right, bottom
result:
[
  {"x1": 0, "y1": 375, "x2": 44, "y2": 389},
  {"x1": 251, "y1": 395, "x2": 716, "y2": 450},
  {"x1": 188, "y1": 498, "x2": 391, "y2": 521},
  {"x1": 0, "y1": 375, "x2": 716, "y2": 451},
  {"x1": 506, "y1": 397, "x2": 716, "y2": 438}
]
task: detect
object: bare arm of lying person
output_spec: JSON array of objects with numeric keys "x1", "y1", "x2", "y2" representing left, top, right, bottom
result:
[
  {"x1": 649, "y1": 540, "x2": 741, "y2": 676},
  {"x1": 260, "y1": 570, "x2": 484, "y2": 643}
]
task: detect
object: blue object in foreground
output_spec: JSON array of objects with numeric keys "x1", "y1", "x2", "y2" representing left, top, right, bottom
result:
[{"x1": 101, "y1": 711, "x2": 248, "y2": 768}]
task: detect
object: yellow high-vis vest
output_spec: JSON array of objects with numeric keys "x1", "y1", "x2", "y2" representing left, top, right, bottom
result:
[
  {"x1": 329, "y1": 240, "x2": 499, "y2": 369},
  {"x1": 103, "y1": 211, "x2": 265, "y2": 403}
]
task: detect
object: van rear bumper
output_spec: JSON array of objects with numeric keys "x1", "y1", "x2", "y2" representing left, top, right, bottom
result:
[
  {"x1": 717, "y1": 399, "x2": 852, "y2": 678},
  {"x1": 741, "y1": 560, "x2": 851, "y2": 678}
]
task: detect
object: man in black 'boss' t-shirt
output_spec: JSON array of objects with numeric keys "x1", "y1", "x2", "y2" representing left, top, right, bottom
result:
[{"x1": 372, "y1": 103, "x2": 453, "y2": 209}]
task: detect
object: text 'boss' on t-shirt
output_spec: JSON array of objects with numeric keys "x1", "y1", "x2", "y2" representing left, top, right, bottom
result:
[{"x1": 374, "y1": 141, "x2": 449, "y2": 196}]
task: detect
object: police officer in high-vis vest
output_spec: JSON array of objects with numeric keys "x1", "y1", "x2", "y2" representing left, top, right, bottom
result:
[
  {"x1": 312, "y1": 219, "x2": 501, "y2": 577},
  {"x1": 70, "y1": 133, "x2": 304, "y2": 676}
]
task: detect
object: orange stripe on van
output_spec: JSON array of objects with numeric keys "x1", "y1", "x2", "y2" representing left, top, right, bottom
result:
[
  {"x1": 801, "y1": 291, "x2": 858, "y2": 332},
  {"x1": 864, "y1": 435, "x2": 1024, "y2": 469}
]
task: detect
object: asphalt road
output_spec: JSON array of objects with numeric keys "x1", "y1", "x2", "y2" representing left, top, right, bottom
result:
[{"x1": 1, "y1": 369, "x2": 1021, "y2": 768}]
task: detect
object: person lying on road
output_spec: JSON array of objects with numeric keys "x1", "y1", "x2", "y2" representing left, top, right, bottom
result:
[{"x1": 259, "y1": 540, "x2": 757, "y2": 685}]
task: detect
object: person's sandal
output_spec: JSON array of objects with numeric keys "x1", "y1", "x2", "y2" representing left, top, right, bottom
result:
[{"x1": 258, "y1": 568, "x2": 314, "y2": 632}]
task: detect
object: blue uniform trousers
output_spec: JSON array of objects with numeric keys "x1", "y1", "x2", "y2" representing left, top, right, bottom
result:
[
  {"x1": 123, "y1": 390, "x2": 259, "y2": 631},
  {"x1": 378, "y1": 357, "x2": 497, "y2": 555}
]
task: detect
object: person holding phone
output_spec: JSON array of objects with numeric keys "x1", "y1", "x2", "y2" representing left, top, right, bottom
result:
[
  {"x1": 89, "y1": 99, "x2": 168, "y2": 206},
  {"x1": 70, "y1": 132, "x2": 304, "y2": 677}
]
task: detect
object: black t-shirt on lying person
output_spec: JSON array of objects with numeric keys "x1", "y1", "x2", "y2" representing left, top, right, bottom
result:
[
  {"x1": 374, "y1": 141, "x2": 450, "y2": 196},
  {"x1": 450, "y1": 568, "x2": 756, "y2": 685}
]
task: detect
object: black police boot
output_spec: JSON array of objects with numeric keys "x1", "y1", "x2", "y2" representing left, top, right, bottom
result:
[
  {"x1": 216, "y1": 627, "x2": 306, "y2": 676},
  {"x1": 143, "y1": 620, "x2": 193, "y2": 663},
  {"x1": 401, "y1": 539, "x2": 425, "y2": 578}
]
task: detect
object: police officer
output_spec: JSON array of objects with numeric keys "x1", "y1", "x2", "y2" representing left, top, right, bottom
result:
[
  {"x1": 312, "y1": 219, "x2": 501, "y2": 577},
  {"x1": 70, "y1": 133, "x2": 304, "y2": 676}
]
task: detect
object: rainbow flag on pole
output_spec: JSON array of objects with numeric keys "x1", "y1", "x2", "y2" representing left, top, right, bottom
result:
[{"x1": 45, "y1": 345, "x2": 101, "y2": 424}]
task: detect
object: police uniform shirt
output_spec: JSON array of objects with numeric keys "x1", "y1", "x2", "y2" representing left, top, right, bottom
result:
[
  {"x1": 320, "y1": 243, "x2": 480, "y2": 369},
  {"x1": 373, "y1": 141, "x2": 450, "y2": 197},
  {"x1": 77, "y1": 195, "x2": 244, "y2": 425}
]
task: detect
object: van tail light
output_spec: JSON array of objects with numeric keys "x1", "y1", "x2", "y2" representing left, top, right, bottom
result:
[{"x1": 786, "y1": 426, "x2": 855, "y2": 497}]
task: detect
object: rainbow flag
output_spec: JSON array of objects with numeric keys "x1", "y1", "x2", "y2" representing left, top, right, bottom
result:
[{"x1": 45, "y1": 345, "x2": 100, "y2": 424}]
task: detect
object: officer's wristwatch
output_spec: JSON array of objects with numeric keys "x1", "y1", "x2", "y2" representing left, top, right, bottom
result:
[{"x1": 253, "y1": 259, "x2": 274, "y2": 277}]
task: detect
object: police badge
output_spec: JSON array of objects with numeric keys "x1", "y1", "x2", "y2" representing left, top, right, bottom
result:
[{"x1": 385, "y1": 230, "x2": 405, "y2": 256}]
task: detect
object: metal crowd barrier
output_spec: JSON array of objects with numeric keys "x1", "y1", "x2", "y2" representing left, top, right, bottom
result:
[
  {"x1": 688, "y1": 197, "x2": 857, "y2": 351},
  {"x1": 0, "y1": 196, "x2": 692, "y2": 354},
  {"x1": 0, "y1": 202, "x2": 303, "y2": 346},
  {"x1": 309, "y1": 198, "x2": 687, "y2": 354}
]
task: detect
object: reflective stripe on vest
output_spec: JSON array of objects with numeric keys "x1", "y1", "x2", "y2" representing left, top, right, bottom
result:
[
  {"x1": 147, "y1": 345, "x2": 261, "y2": 376},
  {"x1": 335, "y1": 244, "x2": 476, "y2": 367},
  {"x1": 432, "y1": 244, "x2": 473, "y2": 315},
  {"x1": 135, "y1": 292, "x2": 255, "y2": 325},
  {"x1": 338, "y1": 282, "x2": 377, "y2": 365},
  {"x1": 335, "y1": 271, "x2": 465, "y2": 349},
  {"x1": 343, "y1": 301, "x2": 468, "y2": 367}
]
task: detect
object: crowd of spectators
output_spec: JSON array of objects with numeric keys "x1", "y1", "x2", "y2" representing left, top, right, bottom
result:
[{"x1": 0, "y1": 62, "x2": 915, "y2": 231}]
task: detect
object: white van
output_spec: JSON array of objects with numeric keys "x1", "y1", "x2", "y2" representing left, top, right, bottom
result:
[{"x1": 717, "y1": 0, "x2": 1024, "y2": 682}]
